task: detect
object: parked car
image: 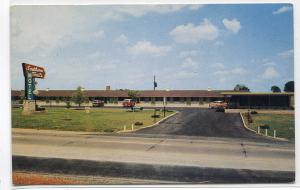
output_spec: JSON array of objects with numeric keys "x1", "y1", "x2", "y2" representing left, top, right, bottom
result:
[
  {"x1": 209, "y1": 100, "x2": 228, "y2": 109},
  {"x1": 215, "y1": 107, "x2": 225, "y2": 112},
  {"x1": 92, "y1": 100, "x2": 104, "y2": 107},
  {"x1": 122, "y1": 99, "x2": 136, "y2": 108}
]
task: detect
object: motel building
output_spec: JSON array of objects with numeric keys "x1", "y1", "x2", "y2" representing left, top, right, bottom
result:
[{"x1": 11, "y1": 87, "x2": 294, "y2": 109}]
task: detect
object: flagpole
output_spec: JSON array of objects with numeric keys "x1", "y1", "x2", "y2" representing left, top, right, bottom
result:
[{"x1": 154, "y1": 75, "x2": 155, "y2": 91}]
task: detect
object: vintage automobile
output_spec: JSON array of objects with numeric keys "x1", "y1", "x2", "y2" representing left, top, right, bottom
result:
[
  {"x1": 92, "y1": 100, "x2": 104, "y2": 107},
  {"x1": 209, "y1": 100, "x2": 228, "y2": 109},
  {"x1": 122, "y1": 99, "x2": 136, "y2": 108}
]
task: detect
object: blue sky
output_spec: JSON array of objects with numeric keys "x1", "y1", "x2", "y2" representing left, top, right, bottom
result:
[{"x1": 11, "y1": 4, "x2": 294, "y2": 92}]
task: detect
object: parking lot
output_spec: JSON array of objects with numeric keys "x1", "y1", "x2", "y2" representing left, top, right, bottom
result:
[{"x1": 136, "y1": 108, "x2": 280, "y2": 142}]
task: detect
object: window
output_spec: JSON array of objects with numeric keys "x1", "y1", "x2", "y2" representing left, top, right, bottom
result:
[
  {"x1": 191, "y1": 97, "x2": 199, "y2": 101},
  {"x1": 155, "y1": 97, "x2": 163, "y2": 101},
  {"x1": 173, "y1": 97, "x2": 180, "y2": 101}
]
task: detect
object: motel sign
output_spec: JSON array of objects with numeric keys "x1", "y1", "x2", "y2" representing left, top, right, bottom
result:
[{"x1": 22, "y1": 63, "x2": 46, "y2": 100}]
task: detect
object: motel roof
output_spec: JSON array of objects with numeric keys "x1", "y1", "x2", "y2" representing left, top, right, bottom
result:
[
  {"x1": 11, "y1": 90, "x2": 225, "y2": 98},
  {"x1": 221, "y1": 92, "x2": 294, "y2": 96},
  {"x1": 11, "y1": 90, "x2": 294, "y2": 98}
]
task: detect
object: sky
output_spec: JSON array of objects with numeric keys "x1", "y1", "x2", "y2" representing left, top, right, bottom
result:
[{"x1": 11, "y1": 4, "x2": 294, "y2": 92}]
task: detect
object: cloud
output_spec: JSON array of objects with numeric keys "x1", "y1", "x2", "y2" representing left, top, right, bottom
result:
[
  {"x1": 188, "y1": 5, "x2": 205, "y2": 10},
  {"x1": 213, "y1": 70, "x2": 229, "y2": 76},
  {"x1": 179, "y1": 50, "x2": 197, "y2": 58},
  {"x1": 115, "y1": 34, "x2": 128, "y2": 44},
  {"x1": 181, "y1": 57, "x2": 199, "y2": 69},
  {"x1": 115, "y1": 5, "x2": 204, "y2": 17},
  {"x1": 86, "y1": 52, "x2": 117, "y2": 71},
  {"x1": 212, "y1": 63, "x2": 225, "y2": 69},
  {"x1": 214, "y1": 41, "x2": 224, "y2": 46},
  {"x1": 11, "y1": 5, "x2": 203, "y2": 55},
  {"x1": 231, "y1": 68, "x2": 247, "y2": 74},
  {"x1": 11, "y1": 6, "x2": 76, "y2": 53},
  {"x1": 222, "y1": 18, "x2": 241, "y2": 34},
  {"x1": 128, "y1": 40, "x2": 171, "y2": 56},
  {"x1": 214, "y1": 67, "x2": 246, "y2": 75},
  {"x1": 273, "y1": 6, "x2": 292, "y2": 15},
  {"x1": 278, "y1": 49, "x2": 293, "y2": 58},
  {"x1": 174, "y1": 71, "x2": 198, "y2": 79},
  {"x1": 170, "y1": 19, "x2": 219, "y2": 44},
  {"x1": 262, "y1": 67, "x2": 279, "y2": 79},
  {"x1": 213, "y1": 67, "x2": 247, "y2": 84},
  {"x1": 73, "y1": 30, "x2": 106, "y2": 42},
  {"x1": 263, "y1": 62, "x2": 276, "y2": 66},
  {"x1": 93, "y1": 30, "x2": 105, "y2": 38}
]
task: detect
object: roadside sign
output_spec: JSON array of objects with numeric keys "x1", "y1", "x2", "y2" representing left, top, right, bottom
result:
[
  {"x1": 22, "y1": 63, "x2": 46, "y2": 79},
  {"x1": 26, "y1": 73, "x2": 34, "y2": 100}
]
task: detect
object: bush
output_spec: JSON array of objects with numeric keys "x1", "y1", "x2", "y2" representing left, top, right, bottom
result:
[
  {"x1": 103, "y1": 128, "x2": 114, "y2": 133},
  {"x1": 151, "y1": 115, "x2": 160, "y2": 118},
  {"x1": 134, "y1": 121, "x2": 143, "y2": 125},
  {"x1": 250, "y1": 110, "x2": 258, "y2": 114},
  {"x1": 66, "y1": 101, "x2": 71, "y2": 108},
  {"x1": 55, "y1": 99, "x2": 60, "y2": 104},
  {"x1": 245, "y1": 112, "x2": 253, "y2": 123}
]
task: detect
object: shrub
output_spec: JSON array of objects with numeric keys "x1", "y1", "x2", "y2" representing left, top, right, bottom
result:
[
  {"x1": 103, "y1": 128, "x2": 114, "y2": 133},
  {"x1": 250, "y1": 110, "x2": 258, "y2": 114},
  {"x1": 55, "y1": 98, "x2": 60, "y2": 104},
  {"x1": 245, "y1": 112, "x2": 253, "y2": 123},
  {"x1": 66, "y1": 101, "x2": 71, "y2": 109},
  {"x1": 151, "y1": 115, "x2": 160, "y2": 118}
]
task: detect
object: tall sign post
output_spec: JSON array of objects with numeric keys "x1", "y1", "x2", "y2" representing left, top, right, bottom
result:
[{"x1": 22, "y1": 63, "x2": 46, "y2": 115}]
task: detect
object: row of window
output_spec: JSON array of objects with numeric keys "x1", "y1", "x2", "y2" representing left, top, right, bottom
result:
[{"x1": 12, "y1": 96, "x2": 221, "y2": 102}]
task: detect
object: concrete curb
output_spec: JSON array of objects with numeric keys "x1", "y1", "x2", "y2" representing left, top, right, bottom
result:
[
  {"x1": 239, "y1": 112, "x2": 288, "y2": 141},
  {"x1": 239, "y1": 112, "x2": 257, "y2": 133},
  {"x1": 13, "y1": 156, "x2": 295, "y2": 184},
  {"x1": 118, "y1": 111, "x2": 179, "y2": 134}
]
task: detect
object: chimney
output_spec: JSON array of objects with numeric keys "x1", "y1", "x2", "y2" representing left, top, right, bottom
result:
[{"x1": 106, "y1": 86, "x2": 111, "y2": 91}]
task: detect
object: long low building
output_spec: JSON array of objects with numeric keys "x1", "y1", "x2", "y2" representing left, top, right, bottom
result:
[{"x1": 11, "y1": 89, "x2": 294, "y2": 109}]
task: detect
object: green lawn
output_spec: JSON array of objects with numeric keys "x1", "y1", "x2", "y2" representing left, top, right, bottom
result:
[
  {"x1": 12, "y1": 108, "x2": 174, "y2": 132},
  {"x1": 245, "y1": 113, "x2": 295, "y2": 141}
]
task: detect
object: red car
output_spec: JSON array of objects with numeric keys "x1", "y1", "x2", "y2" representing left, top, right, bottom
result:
[{"x1": 122, "y1": 99, "x2": 136, "y2": 107}]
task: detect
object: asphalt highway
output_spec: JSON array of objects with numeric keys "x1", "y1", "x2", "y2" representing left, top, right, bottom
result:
[{"x1": 13, "y1": 129, "x2": 294, "y2": 172}]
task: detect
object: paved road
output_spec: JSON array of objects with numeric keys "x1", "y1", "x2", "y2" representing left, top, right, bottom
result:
[
  {"x1": 136, "y1": 108, "x2": 274, "y2": 142},
  {"x1": 12, "y1": 129, "x2": 294, "y2": 172}
]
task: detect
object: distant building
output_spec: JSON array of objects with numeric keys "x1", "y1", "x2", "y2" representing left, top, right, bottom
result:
[{"x1": 11, "y1": 89, "x2": 294, "y2": 109}]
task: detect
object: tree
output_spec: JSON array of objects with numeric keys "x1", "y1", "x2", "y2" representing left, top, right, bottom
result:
[
  {"x1": 284, "y1": 81, "x2": 294, "y2": 92},
  {"x1": 72, "y1": 86, "x2": 87, "y2": 107},
  {"x1": 127, "y1": 90, "x2": 139, "y2": 101},
  {"x1": 62, "y1": 97, "x2": 71, "y2": 108},
  {"x1": 271, "y1": 86, "x2": 281, "y2": 92},
  {"x1": 234, "y1": 84, "x2": 250, "y2": 92}
]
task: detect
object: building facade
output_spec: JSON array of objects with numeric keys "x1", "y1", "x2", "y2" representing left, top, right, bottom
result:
[{"x1": 11, "y1": 89, "x2": 294, "y2": 109}]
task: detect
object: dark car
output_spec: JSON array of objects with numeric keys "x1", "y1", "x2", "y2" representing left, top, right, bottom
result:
[{"x1": 215, "y1": 107, "x2": 225, "y2": 112}]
